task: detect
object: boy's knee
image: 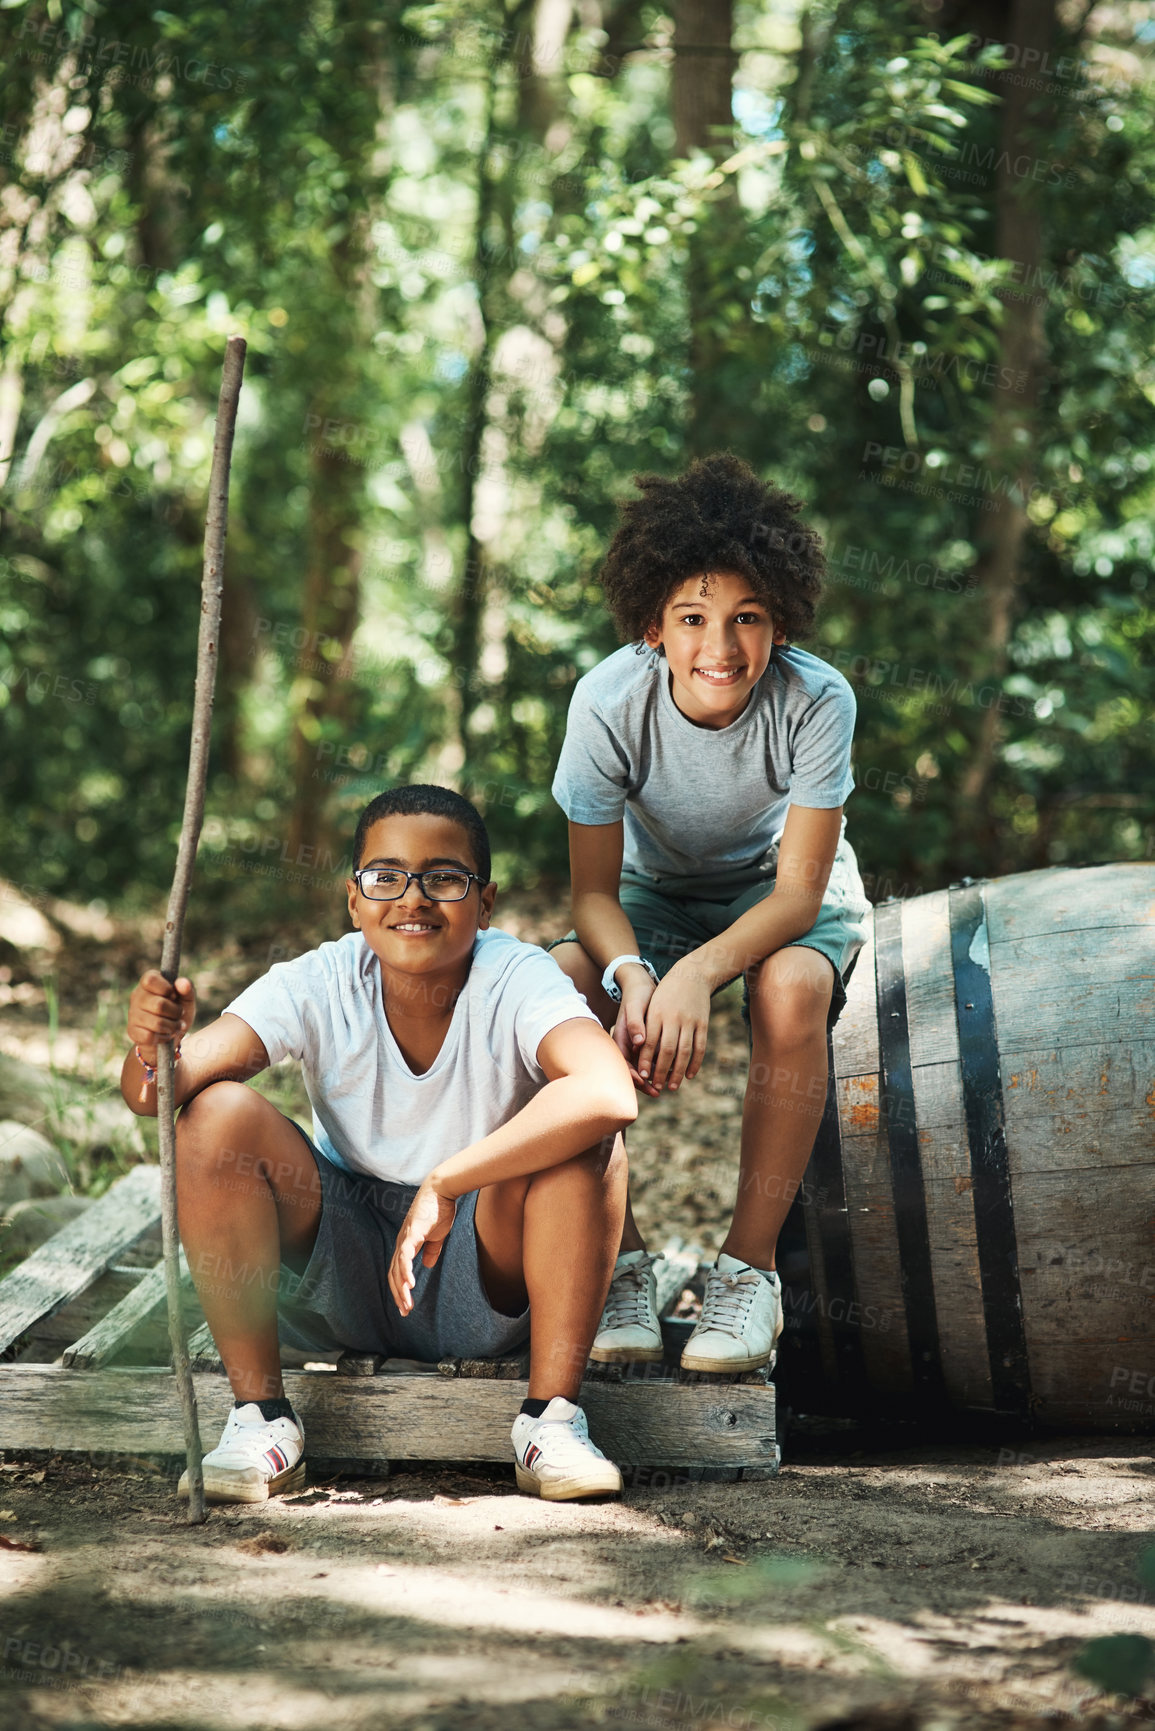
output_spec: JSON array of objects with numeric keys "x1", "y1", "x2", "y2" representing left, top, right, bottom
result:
[
  {"x1": 550, "y1": 939, "x2": 597, "y2": 987},
  {"x1": 747, "y1": 968, "x2": 830, "y2": 1044},
  {"x1": 574, "y1": 1131, "x2": 627, "y2": 1183},
  {"x1": 176, "y1": 1080, "x2": 257, "y2": 1157}
]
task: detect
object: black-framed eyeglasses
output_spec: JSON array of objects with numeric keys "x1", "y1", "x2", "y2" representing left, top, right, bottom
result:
[{"x1": 352, "y1": 867, "x2": 484, "y2": 903}]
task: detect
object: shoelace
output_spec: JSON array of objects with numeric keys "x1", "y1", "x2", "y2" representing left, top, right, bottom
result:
[
  {"x1": 534, "y1": 1417, "x2": 606, "y2": 1464},
  {"x1": 601, "y1": 1253, "x2": 661, "y2": 1330},
  {"x1": 697, "y1": 1269, "x2": 762, "y2": 1339}
]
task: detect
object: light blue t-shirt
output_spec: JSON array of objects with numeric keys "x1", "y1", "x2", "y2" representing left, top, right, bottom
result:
[
  {"x1": 551, "y1": 642, "x2": 856, "y2": 880},
  {"x1": 224, "y1": 928, "x2": 598, "y2": 1185}
]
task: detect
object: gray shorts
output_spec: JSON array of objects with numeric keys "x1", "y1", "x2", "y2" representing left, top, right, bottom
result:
[
  {"x1": 276, "y1": 1127, "x2": 530, "y2": 1362},
  {"x1": 550, "y1": 836, "x2": 872, "y2": 1033}
]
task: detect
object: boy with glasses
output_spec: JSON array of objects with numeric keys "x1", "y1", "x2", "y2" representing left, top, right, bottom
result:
[
  {"x1": 549, "y1": 453, "x2": 872, "y2": 1376},
  {"x1": 123, "y1": 785, "x2": 635, "y2": 1503}
]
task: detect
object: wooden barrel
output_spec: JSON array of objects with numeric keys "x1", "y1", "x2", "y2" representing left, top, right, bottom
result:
[{"x1": 776, "y1": 863, "x2": 1155, "y2": 1431}]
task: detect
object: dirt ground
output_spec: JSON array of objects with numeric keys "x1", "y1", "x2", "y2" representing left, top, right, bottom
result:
[{"x1": 1, "y1": 886, "x2": 1154, "y2": 1729}]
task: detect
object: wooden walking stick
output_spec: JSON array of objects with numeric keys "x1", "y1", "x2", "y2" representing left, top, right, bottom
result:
[{"x1": 156, "y1": 335, "x2": 246, "y2": 1524}]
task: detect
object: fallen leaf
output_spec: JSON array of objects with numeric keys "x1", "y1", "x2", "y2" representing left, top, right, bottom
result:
[
  {"x1": 722, "y1": 1554, "x2": 747, "y2": 1565},
  {"x1": 0, "y1": 1534, "x2": 40, "y2": 1552},
  {"x1": 236, "y1": 1535, "x2": 289, "y2": 1557},
  {"x1": 0, "y1": 1510, "x2": 16, "y2": 1520}
]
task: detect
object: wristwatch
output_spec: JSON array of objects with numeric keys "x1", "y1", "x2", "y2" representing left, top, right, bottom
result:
[{"x1": 601, "y1": 954, "x2": 659, "y2": 1003}]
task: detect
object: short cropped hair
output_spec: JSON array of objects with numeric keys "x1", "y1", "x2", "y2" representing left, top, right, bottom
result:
[
  {"x1": 351, "y1": 785, "x2": 492, "y2": 883},
  {"x1": 597, "y1": 451, "x2": 825, "y2": 643}
]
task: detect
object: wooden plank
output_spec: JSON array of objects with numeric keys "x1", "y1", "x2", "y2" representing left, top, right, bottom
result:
[
  {"x1": 0, "y1": 1166, "x2": 161, "y2": 1353},
  {"x1": 0, "y1": 1366, "x2": 779, "y2": 1468},
  {"x1": 839, "y1": 1126, "x2": 913, "y2": 1393},
  {"x1": 187, "y1": 1321, "x2": 224, "y2": 1372},
  {"x1": 1027, "y1": 1342, "x2": 1155, "y2": 1433},
  {"x1": 1015, "y1": 1257, "x2": 1154, "y2": 1342},
  {"x1": 1000, "y1": 1041, "x2": 1155, "y2": 1115},
  {"x1": 1006, "y1": 1106, "x2": 1155, "y2": 1175},
  {"x1": 906, "y1": 1050, "x2": 993, "y2": 1412},
  {"x1": 990, "y1": 924, "x2": 1155, "y2": 983},
  {"x1": 832, "y1": 929, "x2": 878, "y2": 1077},
  {"x1": 986, "y1": 975, "x2": 1153, "y2": 1053},
  {"x1": 11, "y1": 1268, "x2": 140, "y2": 1350},
  {"x1": 1014, "y1": 1170, "x2": 1155, "y2": 1374},
  {"x1": 654, "y1": 1242, "x2": 701, "y2": 1316},
  {"x1": 902, "y1": 891, "x2": 962, "y2": 1070},
  {"x1": 835, "y1": 1070, "x2": 881, "y2": 1137},
  {"x1": 63, "y1": 1252, "x2": 190, "y2": 1370},
  {"x1": 1011, "y1": 1173, "x2": 1155, "y2": 1246},
  {"x1": 986, "y1": 864, "x2": 1155, "y2": 944}
]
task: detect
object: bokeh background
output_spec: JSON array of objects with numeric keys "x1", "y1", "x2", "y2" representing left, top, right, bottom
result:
[{"x1": 1, "y1": 0, "x2": 1153, "y2": 928}]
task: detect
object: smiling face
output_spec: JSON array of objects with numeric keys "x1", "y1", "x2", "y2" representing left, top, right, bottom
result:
[
  {"x1": 346, "y1": 812, "x2": 496, "y2": 996},
  {"x1": 644, "y1": 571, "x2": 786, "y2": 729}
]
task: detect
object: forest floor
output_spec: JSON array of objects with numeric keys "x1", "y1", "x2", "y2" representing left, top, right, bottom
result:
[{"x1": 1, "y1": 882, "x2": 1153, "y2": 1731}]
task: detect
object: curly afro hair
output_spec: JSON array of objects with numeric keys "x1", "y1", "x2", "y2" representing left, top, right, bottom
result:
[{"x1": 597, "y1": 452, "x2": 825, "y2": 644}]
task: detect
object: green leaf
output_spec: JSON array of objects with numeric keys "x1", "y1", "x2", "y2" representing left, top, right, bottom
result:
[
  {"x1": 1072, "y1": 1634, "x2": 1155, "y2": 1699},
  {"x1": 903, "y1": 153, "x2": 929, "y2": 197}
]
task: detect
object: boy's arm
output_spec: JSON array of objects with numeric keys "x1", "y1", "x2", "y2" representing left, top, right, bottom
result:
[
  {"x1": 637, "y1": 804, "x2": 843, "y2": 1092},
  {"x1": 388, "y1": 1017, "x2": 637, "y2": 1316},
  {"x1": 429, "y1": 1017, "x2": 637, "y2": 1199},
  {"x1": 569, "y1": 819, "x2": 662, "y2": 1093},
  {"x1": 121, "y1": 969, "x2": 269, "y2": 1116}
]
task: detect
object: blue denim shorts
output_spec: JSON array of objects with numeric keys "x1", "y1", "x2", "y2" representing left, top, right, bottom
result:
[{"x1": 276, "y1": 1127, "x2": 530, "y2": 1362}]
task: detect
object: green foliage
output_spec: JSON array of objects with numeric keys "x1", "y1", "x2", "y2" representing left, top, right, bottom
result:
[
  {"x1": 0, "y1": 0, "x2": 1152, "y2": 910},
  {"x1": 1071, "y1": 1631, "x2": 1155, "y2": 1700}
]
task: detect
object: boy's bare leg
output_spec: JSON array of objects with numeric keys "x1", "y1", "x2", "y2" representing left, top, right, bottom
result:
[
  {"x1": 175, "y1": 1081, "x2": 322, "y2": 1406},
  {"x1": 474, "y1": 1134, "x2": 628, "y2": 1402},
  {"x1": 550, "y1": 940, "x2": 646, "y2": 1255},
  {"x1": 721, "y1": 945, "x2": 833, "y2": 1272}
]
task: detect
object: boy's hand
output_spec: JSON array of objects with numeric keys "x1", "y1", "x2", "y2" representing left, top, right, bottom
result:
[
  {"x1": 637, "y1": 961, "x2": 711, "y2": 1092},
  {"x1": 613, "y1": 972, "x2": 661, "y2": 1098},
  {"x1": 127, "y1": 969, "x2": 196, "y2": 1066},
  {"x1": 389, "y1": 1181, "x2": 457, "y2": 1317}
]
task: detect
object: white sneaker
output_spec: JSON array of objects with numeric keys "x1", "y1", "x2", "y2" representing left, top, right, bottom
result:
[
  {"x1": 589, "y1": 1250, "x2": 665, "y2": 1364},
  {"x1": 680, "y1": 1253, "x2": 783, "y2": 1374},
  {"x1": 179, "y1": 1403, "x2": 307, "y2": 1505},
  {"x1": 511, "y1": 1398, "x2": 623, "y2": 1501}
]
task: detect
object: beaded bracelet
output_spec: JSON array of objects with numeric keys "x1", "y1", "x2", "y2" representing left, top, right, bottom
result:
[{"x1": 135, "y1": 1042, "x2": 181, "y2": 1103}]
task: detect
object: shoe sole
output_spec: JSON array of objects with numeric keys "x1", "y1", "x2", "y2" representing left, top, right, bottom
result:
[
  {"x1": 680, "y1": 1348, "x2": 775, "y2": 1374},
  {"x1": 178, "y1": 1459, "x2": 307, "y2": 1505},
  {"x1": 588, "y1": 1343, "x2": 665, "y2": 1365},
  {"x1": 515, "y1": 1463, "x2": 623, "y2": 1501}
]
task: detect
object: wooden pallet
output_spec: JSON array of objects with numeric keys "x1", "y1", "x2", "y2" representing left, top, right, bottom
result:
[{"x1": 0, "y1": 1168, "x2": 779, "y2": 1480}]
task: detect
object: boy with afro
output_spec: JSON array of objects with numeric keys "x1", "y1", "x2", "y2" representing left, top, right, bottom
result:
[{"x1": 550, "y1": 452, "x2": 872, "y2": 1374}]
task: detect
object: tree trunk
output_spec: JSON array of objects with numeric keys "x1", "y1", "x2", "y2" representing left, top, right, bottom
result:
[
  {"x1": 954, "y1": 0, "x2": 1055, "y2": 851},
  {"x1": 286, "y1": 432, "x2": 365, "y2": 867},
  {"x1": 451, "y1": 55, "x2": 502, "y2": 774},
  {"x1": 673, "y1": 0, "x2": 737, "y2": 457},
  {"x1": 285, "y1": 15, "x2": 392, "y2": 866}
]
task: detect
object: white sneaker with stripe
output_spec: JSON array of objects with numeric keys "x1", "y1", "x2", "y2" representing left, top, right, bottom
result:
[
  {"x1": 511, "y1": 1398, "x2": 623, "y2": 1500},
  {"x1": 179, "y1": 1402, "x2": 306, "y2": 1505}
]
